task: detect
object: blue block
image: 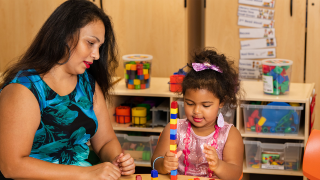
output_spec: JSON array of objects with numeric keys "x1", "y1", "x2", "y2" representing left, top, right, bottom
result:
[
  {"x1": 270, "y1": 70, "x2": 278, "y2": 80},
  {"x1": 151, "y1": 170, "x2": 158, "y2": 178},
  {"x1": 284, "y1": 75, "x2": 289, "y2": 81},
  {"x1": 170, "y1": 129, "x2": 177, "y2": 135},
  {"x1": 170, "y1": 134, "x2": 177, "y2": 140},
  {"x1": 146, "y1": 82, "x2": 150, "y2": 88},
  {"x1": 276, "y1": 75, "x2": 285, "y2": 84},
  {"x1": 139, "y1": 75, "x2": 144, "y2": 80},
  {"x1": 171, "y1": 114, "x2": 177, "y2": 119},
  {"x1": 128, "y1": 79, "x2": 134, "y2": 85},
  {"x1": 171, "y1": 169, "x2": 177, "y2": 176}
]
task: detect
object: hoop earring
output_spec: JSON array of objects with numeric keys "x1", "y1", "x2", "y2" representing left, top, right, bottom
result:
[{"x1": 58, "y1": 45, "x2": 71, "y2": 65}]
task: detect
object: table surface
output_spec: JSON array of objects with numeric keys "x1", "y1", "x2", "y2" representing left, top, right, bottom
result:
[{"x1": 119, "y1": 174, "x2": 216, "y2": 180}]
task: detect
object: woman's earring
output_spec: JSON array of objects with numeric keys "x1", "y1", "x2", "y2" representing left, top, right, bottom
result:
[{"x1": 217, "y1": 112, "x2": 224, "y2": 128}]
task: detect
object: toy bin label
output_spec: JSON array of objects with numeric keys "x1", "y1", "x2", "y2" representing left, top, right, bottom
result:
[
  {"x1": 239, "y1": 0, "x2": 275, "y2": 8},
  {"x1": 263, "y1": 75, "x2": 273, "y2": 93},
  {"x1": 261, "y1": 164, "x2": 284, "y2": 170},
  {"x1": 238, "y1": 5, "x2": 275, "y2": 20}
]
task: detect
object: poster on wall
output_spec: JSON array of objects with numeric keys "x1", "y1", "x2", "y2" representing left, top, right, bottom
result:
[
  {"x1": 239, "y1": 28, "x2": 275, "y2": 38},
  {"x1": 238, "y1": 5, "x2": 275, "y2": 20},
  {"x1": 238, "y1": 17, "x2": 274, "y2": 28},
  {"x1": 241, "y1": 38, "x2": 276, "y2": 49},
  {"x1": 239, "y1": 0, "x2": 275, "y2": 8},
  {"x1": 240, "y1": 48, "x2": 276, "y2": 59},
  {"x1": 239, "y1": 59, "x2": 263, "y2": 80}
]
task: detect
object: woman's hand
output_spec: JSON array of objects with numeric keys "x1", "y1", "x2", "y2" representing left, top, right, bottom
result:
[
  {"x1": 86, "y1": 162, "x2": 121, "y2": 180},
  {"x1": 162, "y1": 151, "x2": 182, "y2": 174},
  {"x1": 203, "y1": 144, "x2": 220, "y2": 172},
  {"x1": 112, "y1": 153, "x2": 135, "y2": 175}
]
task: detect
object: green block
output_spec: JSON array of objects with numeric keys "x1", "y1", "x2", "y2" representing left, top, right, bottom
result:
[
  {"x1": 125, "y1": 74, "x2": 129, "y2": 79},
  {"x1": 273, "y1": 88, "x2": 280, "y2": 95},
  {"x1": 273, "y1": 80, "x2": 279, "y2": 88},
  {"x1": 135, "y1": 85, "x2": 140, "y2": 89},
  {"x1": 142, "y1": 151, "x2": 151, "y2": 161},
  {"x1": 129, "y1": 61, "x2": 136, "y2": 64},
  {"x1": 274, "y1": 66, "x2": 283, "y2": 74},
  {"x1": 284, "y1": 127, "x2": 292, "y2": 133},
  {"x1": 143, "y1": 63, "x2": 150, "y2": 69},
  {"x1": 282, "y1": 65, "x2": 290, "y2": 70}
]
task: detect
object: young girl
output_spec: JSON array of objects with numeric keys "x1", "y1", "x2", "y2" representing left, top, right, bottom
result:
[{"x1": 152, "y1": 49, "x2": 243, "y2": 180}]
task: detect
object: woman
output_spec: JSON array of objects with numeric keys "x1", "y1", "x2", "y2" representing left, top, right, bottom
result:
[{"x1": 0, "y1": 0, "x2": 135, "y2": 179}]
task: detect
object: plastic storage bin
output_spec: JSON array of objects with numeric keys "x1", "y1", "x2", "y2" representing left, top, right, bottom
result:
[
  {"x1": 150, "y1": 135, "x2": 160, "y2": 156},
  {"x1": 116, "y1": 134, "x2": 152, "y2": 163},
  {"x1": 241, "y1": 102, "x2": 303, "y2": 135},
  {"x1": 123, "y1": 54, "x2": 153, "y2": 90},
  {"x1": 262, "y1": 59, "x2": 293, "y2": 95},
  {"x1": 244, "y1": 139, "x2": 303, "y2": 171}
]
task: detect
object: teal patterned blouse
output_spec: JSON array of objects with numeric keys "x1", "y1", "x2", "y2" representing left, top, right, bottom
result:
[{"x1": 2, "y1": 69, "x2": 98, "y2": 166}]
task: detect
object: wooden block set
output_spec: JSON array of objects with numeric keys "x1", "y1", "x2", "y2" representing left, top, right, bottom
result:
[{"x1": 170, "y1": 101, "x2": 178, "y2": 180}]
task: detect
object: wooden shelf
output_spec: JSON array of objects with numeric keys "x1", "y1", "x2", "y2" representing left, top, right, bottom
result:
[
  {"x1": 241, "y1": 81, "x2": 314, "y2": 103},
  {"x1": 135, "y1": 161, "x2": 151, "y2": 167},
  {"x1": 112, "y1": 122, "x2": 164, "y2": 133},
  {"x1": 240, "y1": 127, "x2": 305, "y2": 140},
  {"x1": 112, "y1": 77, "x2": 182, "y2": 98},
  {"x1": 243, "y1": 161, "x2": 303, "y2": 176}
]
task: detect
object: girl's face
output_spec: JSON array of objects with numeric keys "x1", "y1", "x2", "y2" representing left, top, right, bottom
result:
[
  {"x1": 64, "y1": 20, "x2": 105, "y2": 75},
  {"x1": 184, "y1": 89, "x2": 223, "y2": 129}
]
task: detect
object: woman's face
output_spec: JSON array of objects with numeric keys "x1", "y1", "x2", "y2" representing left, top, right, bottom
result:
[{"x1": 64, "y1": 20, "x2": 105, "y2": 75}]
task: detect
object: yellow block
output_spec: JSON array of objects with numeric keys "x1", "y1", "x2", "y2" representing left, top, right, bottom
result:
[
  {"x1": 258, "y1": 117, "x2": 266, "y2": 126},
  {"x1": 170, "y1": 119, "x2": 177, "y2": 124},
  {"x1": 132, "y1": 107, "x2": 147, "y2": 124},
  {"x1": 134, "y1": 79, "x2": 141, "y2": 85},
  {"x1": 170, "y1": 108, "x2": 178, "y2": 114},
  {"x1": 143, "y1": 69, "x2": 149, "y2": 75},
  {"x1": 152, "y1": 178, "x2": 158, "y2": 180},
  {"x1": 126, "y1": 64, "x2": 131, "y2": 70},
  {"x1": 170, "y1": 144, "x2": 177, "y2": 151}
]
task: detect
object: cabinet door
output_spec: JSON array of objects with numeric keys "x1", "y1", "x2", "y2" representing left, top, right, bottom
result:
[
  {"x1": 306, "y1": 0, "x2": 320, "y2": 130},
  {"x1": 0, "y1": 0, "x2": 67, "y2": 72},
  {"x1": 204, "y1": 0, "x2": 306, "y2": 83},
  {"x1": 103, "y1": 0, "x2": 189, "y2": 77}
]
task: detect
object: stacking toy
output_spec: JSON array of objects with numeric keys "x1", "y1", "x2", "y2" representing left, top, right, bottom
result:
[
  {"x1": 115, "y1": 106, "x2": 131, "y2": 123},
  {"x1": 132, "y1": 107, "x2": 147, "y2": 124},
  {"x1": 123, "y1": 54, "x2": 152, "y2": 90},
  {"x1": 170, "y1": 101, "x2": 178, "y2": 180}
]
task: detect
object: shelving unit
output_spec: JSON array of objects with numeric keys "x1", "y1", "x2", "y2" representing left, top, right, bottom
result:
[{"x1": 109, "y1": 78, "x2": 315, "y2": 179}]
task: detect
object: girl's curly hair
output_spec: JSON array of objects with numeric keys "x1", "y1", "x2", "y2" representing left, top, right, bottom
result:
[{"x1": 182, "y1": 48, "x2": 243, "y2": 113}]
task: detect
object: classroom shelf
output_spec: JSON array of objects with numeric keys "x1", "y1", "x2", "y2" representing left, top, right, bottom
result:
[
  {"x1": 112, "y1": 122, "x2": 164, "y2": 133},
  {"x1": 242, "y1": 161, "x2": 304, "y2": 176},
  {"x1": 240, "y1": 127, "x2": 305, "y2": 140}
]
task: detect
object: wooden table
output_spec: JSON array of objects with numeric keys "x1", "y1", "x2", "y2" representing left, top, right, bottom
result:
[{"x1": 119, "y1": 174, "x2": 216, "y2": 180}]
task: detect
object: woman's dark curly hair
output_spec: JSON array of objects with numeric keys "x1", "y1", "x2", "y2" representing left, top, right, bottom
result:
[
  {"x1": 182, "y1": 48, "x2": 243, "y2": 113},
  {"x1": 0, "y1": 0, "x2": 118, "y2": 102}
]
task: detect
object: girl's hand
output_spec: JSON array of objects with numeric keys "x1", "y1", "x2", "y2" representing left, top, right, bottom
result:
[
  {"x1": 163, "y1": 151, "x2": 183, "y2": 174},
  {"x1": 86, "y1": 162, "x2": 121, "y2": 180},
  {"x1": 203, "y1": 144, "x2": 220, "y2": 172},
  {"x1": 112, "y1": 153, "x2": 135, "y2": 175}
]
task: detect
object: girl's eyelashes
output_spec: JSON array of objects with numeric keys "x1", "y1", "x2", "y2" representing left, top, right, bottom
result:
[
  {"x1": 203, "y1": 105, "x2": 211, "y2": 108},
  {"x1": 186, "y1": 102, "x2": 193, "y2": 106}
]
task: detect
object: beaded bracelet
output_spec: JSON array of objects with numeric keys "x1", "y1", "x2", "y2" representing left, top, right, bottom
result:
[{"x1": 152, "y1": 156, "x2": 164, "y2": 170}]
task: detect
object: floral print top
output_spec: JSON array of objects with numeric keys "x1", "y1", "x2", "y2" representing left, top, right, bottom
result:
[{"x1": 2, "y1": 69, "x2": 98, "y2": 166}]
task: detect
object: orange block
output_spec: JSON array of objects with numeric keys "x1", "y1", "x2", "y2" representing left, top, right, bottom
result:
[
  {"x1": 170, "y1": 140, "x2": 176, "y2": 145},
  {"x1": 170, "y1": 123, "x2": 177, "y2": 129},
  {"x1": 170, "y1": 149, "x2": 177, "y2": 154},
  {"x1": 171, "y1": 175, "x2": 177, "y2": 180},
  {"x1": 144, "y1": 74, "x2": 149, "y2": 79},
  {"x1": 131, "y1": 64, "x2": 137, "y2": 70},
  {"x1": 128, "y1": 84, "x2": 135, "y2": 89}
]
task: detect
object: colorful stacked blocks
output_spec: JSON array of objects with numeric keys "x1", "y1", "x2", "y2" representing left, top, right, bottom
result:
[
  {"x1": 124, "y1": 61, "x2": 151, "y2": 90},
  {"x1": 170, "y1": 101, "x2": 178, "y2": 180},
  {"x1": 151, "y1": 170, "x2": 158, "y2": 180},
  {"x1": 262, "y1": 59, "x2": 293, "y2": 95}
]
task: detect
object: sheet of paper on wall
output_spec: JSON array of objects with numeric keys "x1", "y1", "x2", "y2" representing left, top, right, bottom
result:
[
  {"x1": 241, "y1": 38, "x2": 276, "y2": 49},
  {"x1": 240, "y1": 48, "x2": 276, "y2": 59},
  {"x1": 238, "y1": 16, "x2": 275, "y2": 28},
  {"x1": 239, "y1": 0, "x2": 275, "y2": 8},
  {"x1": 238, "y1": 5, "x2": 275, "y2": 20},
  {"x1": 239, "y1": 28, "x2": 275, "y2": 38},
  {"x1": 239, "y1": 59, "x2": 263, "y2": 80}
]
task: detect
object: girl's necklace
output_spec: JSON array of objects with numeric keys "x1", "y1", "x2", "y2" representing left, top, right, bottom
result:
[{"x1": 183, "y1": 121, "x2": 220, "y2": 178}]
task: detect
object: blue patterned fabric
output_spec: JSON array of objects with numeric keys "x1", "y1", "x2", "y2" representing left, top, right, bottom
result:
[{"x1": 2, "y1": 69, "x2": 98, "y2": 166}]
